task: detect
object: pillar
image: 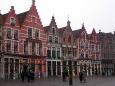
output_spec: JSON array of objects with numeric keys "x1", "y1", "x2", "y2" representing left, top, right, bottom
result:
[
  {"x1": 56, "y1": 61, "x2": 57, "y2": 76},
  {"x1": 51, "y1": 61, "x2": 53, "y2": 76}
]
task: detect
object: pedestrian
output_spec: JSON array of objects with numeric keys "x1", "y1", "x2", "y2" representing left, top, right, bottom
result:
[
  {"x1": 21, "y1": 71, "x2": 25, "y2": 82},
  {"x1": 62, "y1": 71, "x2": 66, "y2": 81},
  {"x1": 79, "y1": 71, "x2": 83, "y2": 83},
  {"x1": 83, "y1": 71, "x2": 87, "y2": 83},
  {"x1": 27, "y1": 70, "x2": 31, "y2": 82}
]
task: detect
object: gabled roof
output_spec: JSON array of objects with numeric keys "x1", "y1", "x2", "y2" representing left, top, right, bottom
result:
[
  {"x1": 44, "y1": 26, "x2": 50, "y2": 32},
  {"x1": 58, "y1": 27, "x2": 66, "y2": 36},
  {"x1": 91, "y1": 28, "x2": 96, "y2": 35},
  {"x1": 17, "y1": 11, "x2": 28, "y2": 26},
  {"x1": 49, "y1": 16, "x2": 57, "y2": 27},
  {"x1": 0, "y1": 13, "x2": 8, "y2": 24},
  {"x1": 72, "y1": 29, "x2": 82, "y2": 38}
]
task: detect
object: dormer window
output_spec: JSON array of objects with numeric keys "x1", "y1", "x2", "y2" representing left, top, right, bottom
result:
[{"x1": 10, "y1": 17, "x2": 16, "y2": 26}]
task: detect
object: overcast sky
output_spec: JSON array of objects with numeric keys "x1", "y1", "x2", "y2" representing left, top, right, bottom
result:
[{"x1": 0, "y1": 0, "x2": 115, "y2": 33}]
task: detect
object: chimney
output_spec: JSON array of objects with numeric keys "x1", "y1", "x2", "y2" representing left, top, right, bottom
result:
[
  {"x1": 11, "y1": 6, "x2": 14, "y2": 10},
  {"x1": 32, "y1": 0, "x2": 35, "y2": 5}
]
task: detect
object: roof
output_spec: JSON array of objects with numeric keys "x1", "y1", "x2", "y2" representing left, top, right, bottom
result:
[
  {"x1": 17, "y1": 11, "x2": 28, "y2": 25},
  {"x1": 0, "y1": 13, "x2": 8, "y2": 24},
  {"x1": 58, "y1": 27, "x2": 66, "y2": 36},
  {"x1": 72, "y1": 29, "x2": 82, "y2": 38}
]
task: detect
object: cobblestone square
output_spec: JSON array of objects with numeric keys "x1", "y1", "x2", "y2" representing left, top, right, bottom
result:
[{"x1": 0, "y1": 76, "x2": 115, "y2": 86}]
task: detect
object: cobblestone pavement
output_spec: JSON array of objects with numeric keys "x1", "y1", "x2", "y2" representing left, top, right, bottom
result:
[{"x1": 0, "y1": 76, "x2": 115, "y2": 86}]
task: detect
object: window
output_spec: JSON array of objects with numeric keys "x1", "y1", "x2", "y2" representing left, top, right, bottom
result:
[
  {"x1": 47, "y1": 48, "x2": 51, "y2": 59},
  {"x1": 32, "y1": 16, "x2": 36, "y2": 22},
  {"x1": 7, "y1": 28, "x2": 11, "y2": 39},
  {"x1": 10, "y1": 17, "x2": 16, "y2": 26},
  {"x1": 62, "y1": 47, "x2": 66, "y2": 56},
  {"x1": 81, "y1": 41, "x2": 84, "y2": 48},
  {"x1": 28, "y1": 28, "x2": 32, "y2": 38},
  {"x1": 52, "y1": 47, "x2": 56, "y2": 59},
  {"x1": 14, "y1": 41, "x2": 18, "y2": 53},
  {"x1": 73, "y1": 48, "x2": 76, "y2": 57},
  {"x1": 55, "y1": 37, "x2": 58, "y2": 43},
  {"x1": 52, "y1": 28, "x2": 55, "y2": 34},
  {"x1": 35, "y1": 29, "x2": 39, "y2": 39},
  {"x1": 68, "y1": 36, "x2": 71, "y2": 43},
  {"x1": 24, "y1": 41, "x2": 28, "y2": 54},
  {"x1": 86, "y1": 54, "x2": 88, "y2": 58},
  {"x1": 14, "y1": 30, "x2": 18, "y2": 40},
  {"x1": 49, "y1": 36, "x2": 52, "y2": 43},
  {"x1": 7, "y1": 40, "x2": 11, "y2": 52},
  {"x1": 68, "y1": 48, "x2": 72, "y2": 55},
  {"x1": 32, "y1": 43, "x2": 36, "y2": 55},
  {"x1": 57, "y1": 48, "x2": 60, "y2": 59}
]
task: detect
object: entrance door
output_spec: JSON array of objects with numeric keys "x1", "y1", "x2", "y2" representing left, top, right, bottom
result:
[
  {"x1": 4, "y1": 58, "x2": 8, "y2": 79},
  {"x1": 47, "y1": 61, "x2": 51, "y2": 76},
  {"x1": 52, "y1": 61, "x2": 56, "y2": 76},
  {"x1": 57, "y1": 62, "x2": 61, "y2": 76},
  {"x1": 10, "y1": 58, "x2": 14, "y2": 79}
]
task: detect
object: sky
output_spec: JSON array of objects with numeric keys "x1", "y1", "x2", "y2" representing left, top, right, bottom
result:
[{"x1": 0, "y1": 0, "x2": 115, "y2": 33}]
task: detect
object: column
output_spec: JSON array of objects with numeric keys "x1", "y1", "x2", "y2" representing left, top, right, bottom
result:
[
  {"x1": 55, "y1": 48, "x2": 57, "y2": 59},
  {"x1": 56, "y1": 61, "x2": 57, "y2": 76},
  {"x1": 100, "y1": 64, "x2": 102, "y2": 76},
  {"x1": 13, "y1": 58, "x2": 15, "y2": 79},
  {"x1": 61, "y1": 61, "x2": 63, "y2": 77},
  {"x1": 1, "y1": 57, "x2": 4, "y2": 79},
  {"x1": 86, "y1": 64, "x2": 88, "y2": 76},
  {"x1": 90, "y1": 64, "x2": 92, "y2": 76},
  {"x1": 51, "y1": 47, "x2": 52, "y2": 59},
  {"x1": 51, "y1": 61, "x2": 53, "y2": 76},
  {"x1": 97, "y1": 64, "x2": 99, "y2": 75},
  {"x1": 46, "y1": 59, "x2": 48, "y2": 77},
  {"x1": 8, "y1": 58, "x2": 10, "y2": 79}
]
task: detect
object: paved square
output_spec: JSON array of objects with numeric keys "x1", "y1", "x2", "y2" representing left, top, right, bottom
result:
[{"x1": 0, "y1": 76, "x2": 115, "y2": 86}]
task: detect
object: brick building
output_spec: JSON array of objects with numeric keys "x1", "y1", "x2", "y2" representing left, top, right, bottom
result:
[{"x1": 0, "y1": 0, "x2": 47, "y2": 79}]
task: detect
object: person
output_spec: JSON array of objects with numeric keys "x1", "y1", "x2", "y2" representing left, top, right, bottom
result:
[
  {"x1": 62, "y1": 71, "x2": 66, "y2": 81},
  {"x1": 21, "y1": 71, "x2": 25, "y2": 82},
  {"x1": 79, "y1": 71, "x2": 83, "y2": 83},
  {"x1": 83, "y1": 71, "x2": 87, "y2": 83}
]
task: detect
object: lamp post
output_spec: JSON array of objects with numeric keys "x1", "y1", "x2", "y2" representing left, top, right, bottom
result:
[{"x1": 68, "y1": 54, "x2": 73, "y2": 86}]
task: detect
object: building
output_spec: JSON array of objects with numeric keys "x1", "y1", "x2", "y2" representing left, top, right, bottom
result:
[
  {"x1": 0, "y1": 0, "x2": 47, "y2": 79},
  {"x1": 99, "y1": 31, "x2": 114, "y2": 76},
  {"x1": 73, "y1": 24, "x2": 101, "y2": 76},
  {"x1": 44, "y1": 16, "x2": 62, "y2": 77}
]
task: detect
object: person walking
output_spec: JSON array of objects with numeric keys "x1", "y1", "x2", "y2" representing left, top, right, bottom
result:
[
  {"x1": 79, "y1": 71, "x2": 83, "y2": 83},
  {"x1": 83, "y1": 71, "x2": 87, "y2": 83}
]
